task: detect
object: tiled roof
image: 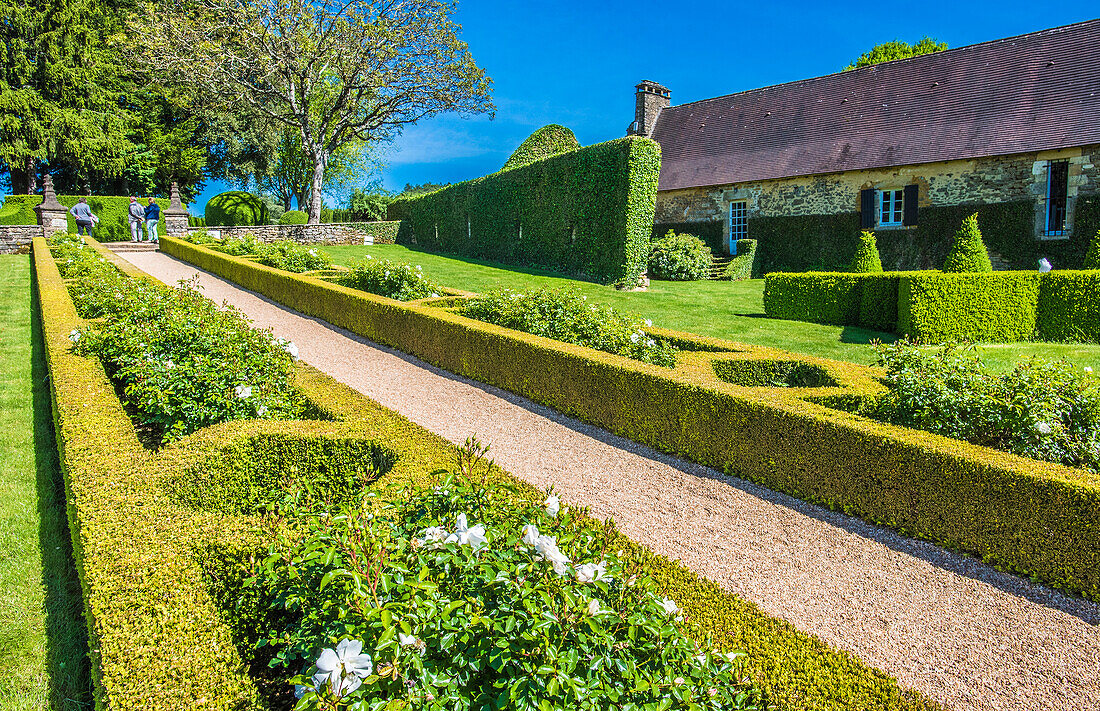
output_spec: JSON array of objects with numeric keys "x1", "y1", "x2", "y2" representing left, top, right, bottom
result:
[{"x1": 651, "y1": 20, "x2": 1100, "y2": 192}]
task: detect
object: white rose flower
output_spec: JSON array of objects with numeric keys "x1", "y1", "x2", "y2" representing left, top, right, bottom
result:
[
  {"x1": 445, "y1": 513, "x2": 487, "y2": 551},
  {"x1": 521, "y1": 524, "x2": 540, "y2": 546},
  {"x1": 660, "y1": 597, "x2": 679, "y2": 615},
  {"x1": 281, "y1": 340, "x2": 300, "y2": 359},
  {"x1": 534, "y1": 534, "x2": 570, "y2": 575},
  {"x1": 417, "y1": 526, "x2": 448, "y2": 550},
  {"x1": 312, "y1": 639, "x2": 373, "y2": 698},
  {"x1": 1035, "y1": 421, "x2": 1053, "y2": 435},
  {"x1": 644, "y1": 319, "x2": 653, "y2": 327},
  {"x1": 68, "y1": 329, "x2": 81, "y2": 343},
  {"x1": 398, "y1": 633, "x2": 418, "y2": 647},
  {"x1": 587, "y1": 598, "x2": 608, "y2": 616},
  {"x1": 235, "y1": 384, "x2": 252, "y2": 399},
  {"x1": 1086, "y1": 366, "x2": 1094, "y2": 374},
  {"x1": 257, "y1": 405, "x2": 268, "y2": 417},
  {"x1": 544, "y1": 495, "x2": 560, "y2": 517},
  {"x1": 629, "y1": 332, "x2": 639, "y2": 344},
  {"x1": 574, "y1": 561, "x2": 611, "y2": 584}
]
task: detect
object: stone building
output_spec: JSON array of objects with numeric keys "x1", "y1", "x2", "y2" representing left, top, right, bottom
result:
[{"x1": 631, "y1": 20, "x2": 1100, "y2": 271}]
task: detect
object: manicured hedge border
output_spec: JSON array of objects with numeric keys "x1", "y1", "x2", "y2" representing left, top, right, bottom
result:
[
  {"x1": 40, "y1": 236, "x2": 941, "y2": 710},
  {"x1": 164, "y1": 235, "x2": 1100, "y2": 600},
  {"x1": 387, "y1": 137, "x2": 659, "y2": 286},
  {"x1": 765, "y1": 270, "x2": 1100, "y2": 342}
]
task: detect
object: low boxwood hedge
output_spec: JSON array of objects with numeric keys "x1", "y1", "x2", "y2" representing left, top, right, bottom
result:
[
  {"x1": 762, "y1": 272, "x2": 863, "y2": 325},
  {"x1": 898, "y1": 272, "x2": 1041, "y2": 342},
  {"x1": 163, "y1": 235, "x2": 1100, "y2": 601},
  {"x1": 1037, "y1": 270, "x2": 1100, "y2": 343},
  {"x1": 40, "y1": 236, "x2": 942, "y2": 710}
]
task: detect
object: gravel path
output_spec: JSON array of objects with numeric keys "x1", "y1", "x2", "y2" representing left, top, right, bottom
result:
[{"x1": 122, "y1": 250, "x2": 1100, "y2": 711}]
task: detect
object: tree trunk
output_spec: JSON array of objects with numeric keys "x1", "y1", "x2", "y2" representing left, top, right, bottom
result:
[{"x1": 25, "y1": 156, "x2": 36, "y2": 194}]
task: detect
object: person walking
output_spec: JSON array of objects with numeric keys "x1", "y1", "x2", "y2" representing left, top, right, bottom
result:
[
  {"x1": 145, "y1": 197, "x2": 161, "y2": 243},
  {"x1": 69, "y1": 197, "x2": 97, "y2": 238},
  {"x1": 128, "y1": 197, "x2": 146, "y2": 242}
]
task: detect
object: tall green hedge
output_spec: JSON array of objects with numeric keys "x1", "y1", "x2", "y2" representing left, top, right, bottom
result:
[
  {"x1": 1037, "y1": 271, "x2": 1100, "y2": 342},
  {"x1": 501, "y1": 124, "x2": 580, "y2": 171},
  {"x1": 0, "y1": 194, "x2": 168, "y2": 241},
  {"x1": 762, "y1": 273, "x2": 863, "y2": 325},
  {"x1": 724, "y1": 239, "x2": 760, "y2": 281},
  {"x1": 652, "y1": 221, "x2": 725, "y2": 255},
  {"x1": 387, "y1": 137, "x2": 661, "y2": 286},
  {"x1": 750, "y1": 212, "x2": 864, "y2": 273},
  {"x1": 898, "y1": 272, "x2": 1040, "y2": 342}
]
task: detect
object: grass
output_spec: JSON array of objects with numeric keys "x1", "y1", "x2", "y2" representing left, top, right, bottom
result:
[
  {"x1": 323, "y1": 244, "x2": 1100, "y2": 372},
  {"x1": 0, "y1": 256, "x2": 90, "y2": 710}
]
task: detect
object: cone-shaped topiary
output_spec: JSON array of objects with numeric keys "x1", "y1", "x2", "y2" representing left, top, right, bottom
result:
[
  {"x1": 942, "y1": 212, "x2": 993, "y2": 272},
  {"x1": 1084, "y1": 229, "x2": 1100, "y2": 269},
  {"x1": 850, "y1": 230, "x2": 884, "y2": 273}
]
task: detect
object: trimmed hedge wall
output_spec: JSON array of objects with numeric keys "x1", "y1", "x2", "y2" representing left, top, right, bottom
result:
[
  {"x1": 898, "y1": 272, "x2": 1041, "y2": 342},
  {"x1": 387, "y1": 137, "x2": 660, "y2": 286},
  {"x1": 37, "y1": 236, "x2": 943, "y2": 711},
  {"x1": 1, "y1": 194, "x2": 167, "y2": 241},
  {"x1": 652, "y1": 220, "x2": 725, "y2": 255},
  {"x1": 745, "y1": 199, "x2": 1098, "y2": 273},
  {"x1": 1037, "y1": 271, "x2": 1100, "y2": 343},
  {"x1": 502, "y1": 124, "x2": 580, "y2": 171},
  {"x1": 763, "y1": 272, "x2": 863, "y2": 325},
  {"x1": 165, "y1": 235, "x2": 1100, "y2": 601}
]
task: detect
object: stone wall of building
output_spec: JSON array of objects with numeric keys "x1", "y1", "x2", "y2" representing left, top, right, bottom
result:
[
  {"x1": 0, "y1": 225, "x2": 42, "y2": 253},
  {"x1": 656, "y1": 145, "x2": 1100, "y2": 247},
  {"x1": 190, "y1": 221, "x2": 400, "y2": 245}
]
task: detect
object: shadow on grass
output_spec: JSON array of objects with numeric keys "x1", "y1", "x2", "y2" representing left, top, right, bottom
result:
[
  {"x1": 839, "y1": 326, "x2": 897, "y2": 345},
  {"x1": 31, "y1": 284, "x2": 93, "y2": 710}
]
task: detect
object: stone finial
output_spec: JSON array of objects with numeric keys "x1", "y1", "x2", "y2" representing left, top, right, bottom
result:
[
  {"x1": 163, "y1": 180, "x2": 191, "y2": 238},
  {"x1": 36, "y1": 173, "x2": 65, "y2": 211},
  {"x1": 164, "y1": 181, "x2": 188, "y2": 216}
]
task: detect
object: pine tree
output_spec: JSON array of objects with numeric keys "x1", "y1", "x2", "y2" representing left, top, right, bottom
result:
[
  {"x1": 1084, "y1": 229, "x2": 1100, "y2": 269},
  {"x1": 942, "y1": 213, "x2": 993, "y2": 272},
  {"x1": 850, "y1": 230, "x2": 884, "y2": 273}
]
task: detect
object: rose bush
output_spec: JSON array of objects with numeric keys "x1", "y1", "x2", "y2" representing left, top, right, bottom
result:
[
  {"x1": 334, "y1": 256, "x2": 444, "y2": 301},
  {"x1": 247, "y1": 440, "x2": 765, "y2": 710},
  {"x1": 868, "y1": 339, "x2": 1100, "y2": 472},
  {"x1": 461, "y1": 288, "x2": 677, "y2": 368},
  {"x1": 52, "y1": 234, "x2": 305, "y2": 444}
]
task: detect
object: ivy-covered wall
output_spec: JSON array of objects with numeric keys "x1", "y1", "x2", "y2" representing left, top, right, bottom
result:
[{"x1": 388, "y1": 137, "x2": 661, "y2": 286}]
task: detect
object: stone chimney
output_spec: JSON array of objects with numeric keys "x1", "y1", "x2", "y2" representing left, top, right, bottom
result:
[{"x1": 629, "y1": 80, "x2": 670, "y2": 137}]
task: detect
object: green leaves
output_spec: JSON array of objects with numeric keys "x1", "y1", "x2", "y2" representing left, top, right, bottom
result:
[
  {"x1": 246, "y1": 471, "x2": 764, "y2": 710},
  {"x1": 649, "y1": 232, "x2": 712, "y2": 281},
  {"x1": 335, "y1": 257, "x2": 444, "y2": 301}
]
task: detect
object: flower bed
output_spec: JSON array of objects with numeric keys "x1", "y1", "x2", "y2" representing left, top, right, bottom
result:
[
  {"x1": 181, "y1": 230, "x2": 331, "y2": 273},
  {"x1": 52, "y1": 234, "x2": 306, "y2": 444},
  {"x1": 461, "y1": 288, "x2": 677, "y2": 367},
  {"x1": 40, "y1": 235, "x2": 935, "y2": 710}
]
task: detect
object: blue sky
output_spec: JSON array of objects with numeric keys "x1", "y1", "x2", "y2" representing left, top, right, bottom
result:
[{"x1": 191, "y1": 1, "x2": 1096, "y2": 214}]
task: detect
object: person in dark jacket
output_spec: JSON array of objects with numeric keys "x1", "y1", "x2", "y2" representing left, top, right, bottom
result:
[
  {"x1": 145, "y1": 198, "x2": 161, "y2": 243},
  {"x1": 69, "y1": 198, "x2": 97, "y2": 238}
]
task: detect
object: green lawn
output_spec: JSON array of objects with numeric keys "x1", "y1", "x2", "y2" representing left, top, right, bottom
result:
[
  {"x1": 324, "y1": 244, "x2": 1100, "y2": 372},
  {"x1": 0, "y1": 256, "x2": 90, "y2": 710}
]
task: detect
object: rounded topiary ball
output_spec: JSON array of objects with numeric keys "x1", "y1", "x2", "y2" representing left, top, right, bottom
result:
[
  {"x1": 279, "y1": 210, "x2": 308, "y2": 225},
  {"x1": 205, "y1": 191, "x2": 267, "y2": 227},
  {"x1": 503, "y1": 125, "x2": 581, "y2": 171},
  {"x1": 942, "y1": 212, "x2": 993, "y2": 272},
  {"x1": 648, "y1": 232, "x2": 712, "y2": 281},
  {"x1": 850, "y1": 230, "x2": 884, "y2": 273}
]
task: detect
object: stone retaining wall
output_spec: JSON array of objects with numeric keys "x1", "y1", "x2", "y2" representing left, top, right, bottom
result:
[
  {"x1": 0, "y1": 224, "x2": 42, "y2": 253},
  {"x1": 188, "y1": 221, "x2": 400, "y2": 245}
]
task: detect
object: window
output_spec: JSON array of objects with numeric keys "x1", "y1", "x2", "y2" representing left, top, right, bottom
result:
[
  {"x1": 878, "y1": 189, "x2": 904, "y2": 226},
  {"x1": 729, "y1": 201, "x2": 747, "y2": 242},
  {"x1": 1045, "y1": 160, "x2": 1069, "y2": 237}
]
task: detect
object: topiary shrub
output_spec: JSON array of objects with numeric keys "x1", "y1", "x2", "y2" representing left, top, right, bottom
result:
[
  {"x1": 279, "y1": 210, "x2": 308, "y2": 225},
  {"x1": 1084, "y1": 229, "x2": 1100, "y2": 269},
  {"x1": 849, "y1": 231, "x2": 883, "y2": 273},
  {"x1": 502, "y1": 124, "x2": 581, "y2": 171},
  {"x1": 942, "y1": 213, "x2": 993, "y2": 272},
  {"x1": 205, "y1": 191, "x2": 267, "y2": 227},
  {"x1": 648, "y1": 231, "x2": 712, "y2": 281}
]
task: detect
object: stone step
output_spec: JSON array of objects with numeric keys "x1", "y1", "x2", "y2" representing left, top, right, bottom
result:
[{"x1": 104, "y1": 241, "x2": 159, "y2": 252}]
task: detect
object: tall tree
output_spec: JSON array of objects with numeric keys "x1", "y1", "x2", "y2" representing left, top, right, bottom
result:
[
  {"x1": 845, "y1": 38, "x2": 948, "y2": 70},
  {"x1": 252, "y1": 128, "x2": 381, "y2": 211},
  {"x1": 138, "y1": 0, "x2": 494, "y2": 223}
]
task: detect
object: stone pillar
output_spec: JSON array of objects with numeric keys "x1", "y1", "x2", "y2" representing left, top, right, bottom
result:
[
  {"x1": 34, "y1": 174, "x2": 69, "y2": 238},
  {"x1": 163, "y1": 181, "x2": 191, "y2": 238}
]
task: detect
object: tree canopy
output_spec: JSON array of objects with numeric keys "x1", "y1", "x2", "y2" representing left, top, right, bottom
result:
[
  {"x1": 139, "y1": 0, "x2": 494, "y2": 223},
  {"x1": 844, "y1": 38, "x2": 948, "y2": 70}
]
